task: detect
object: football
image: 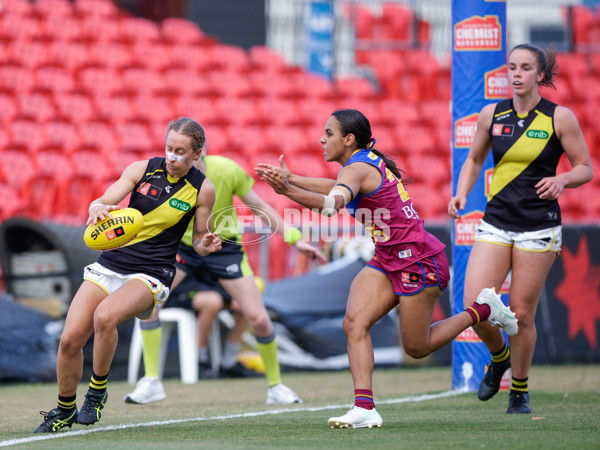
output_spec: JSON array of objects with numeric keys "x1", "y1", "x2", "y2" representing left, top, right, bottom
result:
[{"x1": 83, "y1": 207, "x2": 144, "y2": 251}]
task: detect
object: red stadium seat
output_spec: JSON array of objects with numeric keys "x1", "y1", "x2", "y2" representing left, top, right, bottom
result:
[
  {"x1": 163, "y1": 69, "x2": 212, "y2": 98},
  {"x1": 35, "y1": 149, "x2": 75, "y2": 179},
  {"x1": 0, "y1": 93, "x2": 18, "y2": 125},
  {"x1": 0, "y1": 148, "x2": 39, "y2": 189},
  {"x1": 54, "y1": 93, "x2": 96, "y2": 125},
  {"x1": 1, "y1": 0, "x2": 34, "y2": 16},
  {"x1": 121, "y1": 67, "x2": 164, "y2": 96},
  {"x1": 40, "y1": 120, "x2": 82, "y2": 155},
  {"x1": 248, "y1": 45, "x2": 290, "y2": 74},
  {"x1": 6, "y1": 119, "x2": 45, "y2": 153},
  {"x1": 0, "y1": 64, "x2": 35, "y2": 94},
  {"x1": 74, "y1": 0, "x2": 121, "y2": 19},
  {"x1": 80, "y1": 120, "x2": 118, "y2": 154},
  {"x1": 169, "y1": 44, "x2": 212, "y2": 71},
  {"x1": 208, "y1": 44, "x2": 252, "y2": 74},
  {"x1": 70, "y1": 148, "x2": 114, "y2": 179},
  {"x1": 0, "y1": 14, "x2": 40, "y2": 42},
  {"x1": 16, "y1": 92, "x2": 56, "y2": 122},
  {"x1": 21, "y1": 173, "x2": 60, "y2": 220},
  {"x1": 78, "y1": 15, "x2": 122, "y2": 43},
  {"x1": 0, "y1": 182, "x2": 29, "y2": 220},
  {"x1": 161, "y1": 17, "x2": 210, "y2": 46},
  {"x1": 119, "y1": 17, "x2": 162, "y2": 44},
  {"x1": 334, "y1": 77, "x2": 378, "y2": 102},
  {"x1": 47, "y1": 41, "x2": 91, "y2": 72},
  {"x1": 54, "y1": 173, "x2": 100, "y2": 220},
  {"x1": 8, "y1": 40, "x2": 54, "y2": 70},
  {"x1": 130, "y1": 94, "x2": 176, "y2": 124},
  {"x1": 77, "y1": 67, "x2": 122, "y2": 97},
  {"x1": 33, "y1": 0, "x2": 75, "y2": 18},
  {"x1": 114, "y1": 121, "x2": 154, "y2": 154},
  {"x1": 88, "y1": 41, "x2": 133, "y2": 71},
  {"x1": 35, "y1": 66, "x2": 76, "y2": 94},
  {"x1": 130, "y1": 41, "x2": 173, "y2": 72},
  {"x1": 93, "y1": 94, "x2": 135, "y2": 123}
]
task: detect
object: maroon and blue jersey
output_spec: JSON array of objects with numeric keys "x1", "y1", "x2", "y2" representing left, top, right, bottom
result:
[{"x1": 344, "y1": 149, "x2": 445, "y2": 272}]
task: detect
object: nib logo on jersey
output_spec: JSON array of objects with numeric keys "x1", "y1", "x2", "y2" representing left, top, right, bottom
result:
[{"x1": 137, "y1": 182, "x2": 162, "y2": 200}]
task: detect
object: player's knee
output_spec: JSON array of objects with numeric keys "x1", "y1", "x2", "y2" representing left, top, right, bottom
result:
[
  {"x1": 93, "y1": 307, "x2": 117, "y2": 334},
  {"x1": 402, "y1": 340, "x2": 431, "y2": 359},
  {"x1": 58, "y1": 330, "x2": 86, "y2": 356}
]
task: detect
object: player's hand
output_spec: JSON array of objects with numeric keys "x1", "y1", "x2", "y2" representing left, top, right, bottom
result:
[
  {"x1": 535, "y1": 176, "x2": 564, "y2": 200},
  {"x1": 86, "y1": 204, "x2": 121, "y2": 226},
  {"x1": 255, "y1": 164, "x2": 291, "y2": 195},
  {"x1": 294, "y1": 239, "x2": 328, "y2": 265},
  {"x1": 447, "y1": 196, "x2": 466, "y2": 219},
  {"x1": 201, "y1": 232, "x2": 222, "y2": 254}
]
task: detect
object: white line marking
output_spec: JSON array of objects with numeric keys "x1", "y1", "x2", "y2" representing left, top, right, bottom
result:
[{"x1": 0, "y1": 390, "x2": 464, "y2": 447}]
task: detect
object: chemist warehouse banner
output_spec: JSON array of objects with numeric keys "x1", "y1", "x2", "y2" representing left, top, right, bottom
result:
[{"x1": 451, "y1": 0, "x2": 508, "y2": 391}]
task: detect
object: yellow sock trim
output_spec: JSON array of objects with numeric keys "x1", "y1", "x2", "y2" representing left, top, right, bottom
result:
[
  {"x1": 511, "y1": 377, "x2": 528, "y2": 393},
  {"x1": 467, "y1": 306, "x2": 480, "y2": 324},
  {"x1": 89, "y1": 376, "x2": 107, "y2": 391},
  {"x1": 256, "y1": 339, "x2": 281, "y2": 386},
  {"x1": 491, "y1": 345, "x2": 510, "y2": 364},
  {"x1": 142, "y1": 327, "x2": 162, "y2": 379}
]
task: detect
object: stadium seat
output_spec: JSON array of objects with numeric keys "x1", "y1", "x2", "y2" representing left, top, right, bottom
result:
[
  {"x1": 54, "y1": 93, "x2": 96, "y2": 125},
  {"x1": 114, "y1": 121, "x2": 154, "y2": 155},
  {"x1": 119, "y1": 17, "x2": 162, "y2": 44},
  {"x1": 74, "y1": 0, "x2": 121, "y2": 19},
  {"x1": 381, "y1": 3, "x2": 415, "y2": 41},
  {"x1": 1, "y1": 0, "x2": 34, "y2": 16},
  {"x1": 130, "y1": 94, "x2": 176, "y2": 124},
  {"x1": 256, "y1": 97, "x2": 308, "y2": 128},
  {"x1": 77, "y1": 67, "x2": 122, "y2": 97},
  {"x1": 207, "y1": 71, "x2": 252, "y2": 100},
  {"x1": 19, "y1": 172, "x2": 57, "y2": 220},
  {"x1": 16, "y1": 92, "x2": 56, "y2": 123},
  {"x1": 8, "y1": 40, "x2": 54, "y2": 70},
  {"x1": 121, "y1": 67, "x2": 164, "y2": 97},
  {"x1": 34, "y1": 66, "x2": 76, "y2": 95},
  {"x1": 0, "y1": 64, "x2": 35, "y2": 94},
  {"x1": 6, "y1": 119, "x2": 45, "y2": 153},
  {"x1": 35, "y1": 149, "x2": 75, "y2": 178},
  {"x1": 93, "y1": 94, "x2": 135, "y2": 123},
  {"x1": 0, "y1": 182, "x2": 29, "y2": 221},
  {"x1": 33, "y1": 0, "x2": 75, "y2": 18},
  {"x1": 0, "y1": 13, "x2": 40, "y2": 42},
  {"x1": 334, "y1": 77, "x2": 378, "y2": 102},
  {"x1": 248, "y1": 45, "x2": 290, "y2": 74},
  {"x1": 54, "y1": 172, "x2": 100, "y2": 219},
  {"x1": 0, "y1": 93, "x2": 18, "y2": 125},
  {"x1": 289, "y1": 72, "x2": 336, "y2": 102},
  {"x1": 78, "y1": 15, "x2": 122, "y2": 43},
  {"x1": 79, "y1": 120, "x2": 118, "y2": 154},
  {"x1": 208, "y1": 44, "x2": 252, "y2": 74},
  {"x1": 47, "y1": 41, "x2": 91, "y2": 72},
  {"x1": 130, "y1": 41, "x2": 173, "y2": 72},
  {"x1": 41, "y1": 120, "x2": 82, "y2": 155},
  {"x1": 161, "y1": 17, "x2": 210, "y2": 46},
  {"x1": 163, "y1": 69, "x2": 212, "y2": 98},
  {"x1": 88, "y1": 41, "x2": 133, "y2": 71},
  {"x1": 168, "y1": 43, "x2": 212, "y2": 72}
]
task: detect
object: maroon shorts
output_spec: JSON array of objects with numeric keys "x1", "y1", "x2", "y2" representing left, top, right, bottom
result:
[{"x1": 367, "y1": 250, "x2": 450, "y2": 296}]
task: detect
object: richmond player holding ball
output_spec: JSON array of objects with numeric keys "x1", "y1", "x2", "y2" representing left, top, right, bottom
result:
[{"x1": 35, "y1": 118, "x2": 221, "y2": 433}]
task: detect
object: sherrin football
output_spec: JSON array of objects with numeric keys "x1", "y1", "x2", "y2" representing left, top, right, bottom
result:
[{"x1": 84, "y1": 208, "x2": 144, "y2": 251}]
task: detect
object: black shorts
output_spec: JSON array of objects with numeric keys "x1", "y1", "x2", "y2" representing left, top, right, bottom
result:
[
  {"x1": 164, "y1": 268, "x2": 232, "y2": 310},
  {"x1": 175, "y1": 241, "x2": 253, "y2": 280}
]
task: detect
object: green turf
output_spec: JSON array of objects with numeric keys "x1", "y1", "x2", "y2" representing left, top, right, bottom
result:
[{"x1": 1, "y1": 366, "x2": 599, "y2": 449}]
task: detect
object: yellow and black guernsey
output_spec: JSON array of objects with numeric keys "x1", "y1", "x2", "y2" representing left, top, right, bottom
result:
[
  {"x1": 484, "y1": 98, "x2": 564, "y2": 232},
  {"x1": 98, "y1": 157, "x2": 206, "y2": 287}
]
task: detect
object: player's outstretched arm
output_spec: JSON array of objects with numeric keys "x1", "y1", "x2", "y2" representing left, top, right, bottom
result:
[{"x1": 255, "y1": 155, "x2": 335, "y2": 195}]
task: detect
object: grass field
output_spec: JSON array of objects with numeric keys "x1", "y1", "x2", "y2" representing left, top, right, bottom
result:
[{"x1": 1, "y1": 365, "x2": 599, "y2": 449}]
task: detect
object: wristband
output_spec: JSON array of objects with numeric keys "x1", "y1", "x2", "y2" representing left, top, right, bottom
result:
[{"x1": 283, "y1": 227, "x2": 302, "y2": 246}]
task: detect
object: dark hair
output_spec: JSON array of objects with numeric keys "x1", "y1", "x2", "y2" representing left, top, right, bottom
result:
[
  {"x1": 331, "y1": 109, "x2": 409, "y2": 183},
  {"x1": 510, "y1": 44, "x2": 558, "y2": 90},
  {"x1": 166, "y1": 118, "x2": 206, "y2": 151}
]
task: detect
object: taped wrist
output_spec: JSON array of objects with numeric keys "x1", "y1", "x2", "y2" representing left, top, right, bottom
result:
[{"x1": 320, "y1": 188, "x2": 347, "y2": 217}]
